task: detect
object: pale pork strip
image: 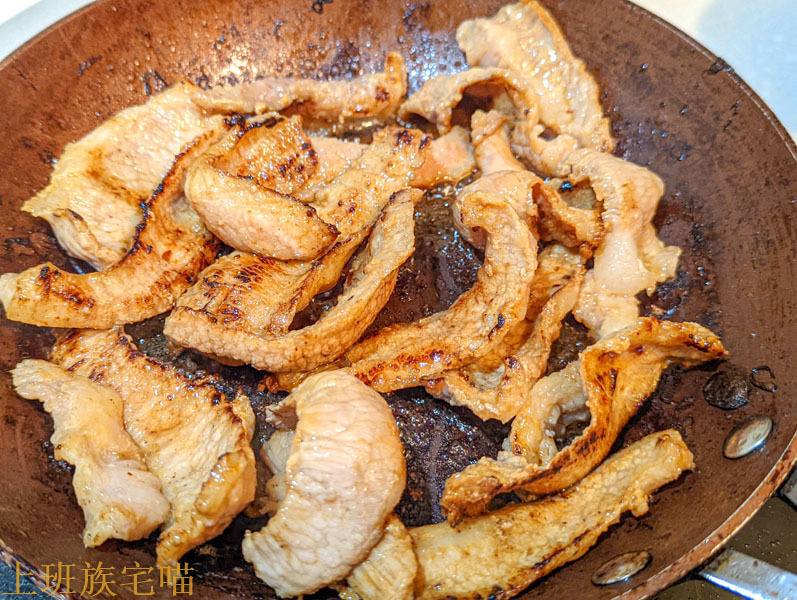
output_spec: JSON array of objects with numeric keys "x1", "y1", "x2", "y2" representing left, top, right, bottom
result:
[
  {"x1": 243, "y1": 371, "x2": 405, "y2": 597},
  {"x1": 11, "y1": 359, "x2": 169, "y2": 547},
  {"x1": 50, "y1": 328, "x2": 256, "y2": 566}
]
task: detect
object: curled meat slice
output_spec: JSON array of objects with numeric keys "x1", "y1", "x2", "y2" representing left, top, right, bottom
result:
[
  {"x1": 306, "y1": 127, "x2": 475, "y2": 195},
  {"x1": 410, "y1": 126, "x2": 475, "y2": 187},
  {"x1": 470, "y1": 109, "x2": 525, "y2": 174},
  {"x1": 411, "y1": 429, "x2": 694, "y2": 600},
  {"x1": 346, "y1": 190, "x2": 537, "y2": 392},
  {"x1": 457, "y1": 1, "x2": 615, "y2": 153},
  {"x1": 21, "y1": 82, "x2": 225, "y2": 269},
  {"x1": 553, "y1": 150, "x2": 681, "y2": 337},
  {"x1": 242, "y1": 371, "x2": 405, "y2": 598},
  {"x1": 198, "y1": 52, "x2": 407, "y2": 122},
  {"x1": 335, "y1": 514, "x2": 417, "y2": 600},
  {"x1": 50, "y1": 328, "x2": 256, "y2": 566},
  {"x1": 166, "y1": 189, "x2": 418, "y2": 372},
  {"x1": 504, "y1": 359, "x2": 588, "y2": 466},
  {"x1": 440, "y1": 318, "x2": 726, "y2": 522},
  {"x1": 399, "y1": 67, "x2": 537, "y2": 136},
  {"x1": 0, "y1": 133, "x2": 221, "y2": 329},
  {"x1": 453, "y1": 170, "x2": 539, "y2": 249},
  {"x1": 11, "y1": 359, "x2": 169, "y2": 547},
  {"x1": 424, "y1": 244, "x2": 584, "y2": 422},
  {"x1": 185, "y1": 115, "x2": 338, "y2": 259},
  {"x1": 165, "y1": 128, "x2": 428, "y2": 365}
]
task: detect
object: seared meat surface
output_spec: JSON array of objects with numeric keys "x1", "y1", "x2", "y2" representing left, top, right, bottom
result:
[
  {"x1": 0, "y1": 133, "x2": 220, "y2": 329},
  {"x1": 50, "y1": 328, "x2": 256, "y2": 566},
  {"x1": 243, "y1": 371, "x2": 405, "y2": 597},
  {"x1": 411, "y1": 430, "x2": 694, "y2": 599},
  {"x1": 424, "y1": 244, "x2": 584, "y2": 422},
  {"x1": 440, "y1": 318, "x2": 726, "y2": 522},
  {"x1": 347, "y1": 190, "x2": 537, "y2": 391},
  {"x1": 198, "y1": 52, "x2": 407, "y2": 122},
  {"x1": 185, "y1": 115, "x2": 338, "y2": 260},
  {"x1": 166, "y1": 127, "x2": 428, "y2": 366},
  {"x1": 21, "y1": 82, "x2": 225, "y2": 269},
  {"x1": 11, "y1": 359, "x2": 169, "y2": 547},
  {"x1": 166, "y1": 189, "x2": 418, "y2": 372}
]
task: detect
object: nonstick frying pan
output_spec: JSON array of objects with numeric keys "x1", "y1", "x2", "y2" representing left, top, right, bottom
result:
[{"x1": 0, "y1": 0, "x2": 794, "y2": 598}]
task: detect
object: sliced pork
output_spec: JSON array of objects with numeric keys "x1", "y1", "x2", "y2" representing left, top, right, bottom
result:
[
  {"x1": 424, "y1": 244, "x2": 584, "y2": 422},
  {"x1": 457, "y1": 1, "x2": 614, "y2": 158},
  {"x1": 165, "y1": 189, "x2": 418, "y2": 372},
  {"x1": 11, "y1": 359, "x2": 169, "y2": 547},
  {"x1": 50, "y1": 328, "x2": 256, "y2": 566},
  {"x1": 0, "y1": 133, "x2": 220, "y2": 329},
  {"x1": 185, "y1": 115, "x2": 338, "y2": 260},
  {"x1": 242, "y1": 371, "x2": 405, "y2": 597},
  {"x1": 440, "y1": 318, "x2": 726, "y2": 522},
  {"x1": 347, "y1": 190, "x2": 537, "y2": 392},
  {"x1": 411, "y1": 430, "x2": 694, "y2": 599}
]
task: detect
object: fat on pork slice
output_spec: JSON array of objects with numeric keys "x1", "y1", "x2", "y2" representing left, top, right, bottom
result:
[
  {"x1": 440, "y1": 318, "x2": 726, "y2": 523},
  {"x1": 50, "y1": 328, "x2": 256, "y2": 566},
  {"x1": 11, "y1": 359, "x2": 170, "y2": 547},
  {"x1": 243, "y1": 371, "x2": 405, "y2": 597}
]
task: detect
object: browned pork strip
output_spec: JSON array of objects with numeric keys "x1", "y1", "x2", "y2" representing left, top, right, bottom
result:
[
  {"x1": 24, "y1": 54, "x2": 405, "y2": 269},
  {"x1": 50, "y1": 328, "x2": 256, "y2": 566},
  {"x1": 165, "y1": 128, "x2": 429, "y2": 367},
  {"x1": 21, "y1": 82, "x2": 225, "y2": 269},
  {"x1": 457, "y1": 1, "x2": 615, "y2": 154},
  {"x1": 440, "y1": 318, "x2": 726, "y2": 522},
  {"x1": 424, "y1": 244, "x2": 584, "y2": 422},
  {"x1": 185, "y1": 115, "x2": 338, "y2": 259},
  {"x1": 346, "y1": 190, "x2": 537, "y2": 392},
  {"x1": 165, "y1": 190, "x2": 418, "y2": 372},
  {"x1": 198, "y1": 52, "x2": 407, "y2": 122},
  {"x1": 411, "y1": 429, "x2": 694, "y2": 599},
  {"x1": 0, "y1": 133, "x2": 221, "y2": 329}
]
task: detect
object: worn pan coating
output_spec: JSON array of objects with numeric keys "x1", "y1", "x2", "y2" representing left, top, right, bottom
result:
[{"x1": 0, "y1": 0, "x2": 794, "y2": 598}]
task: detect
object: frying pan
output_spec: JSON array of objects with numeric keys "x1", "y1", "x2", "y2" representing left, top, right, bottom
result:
[{"x1": 0, "y1": 0, "x2": 794, "y2": 598}]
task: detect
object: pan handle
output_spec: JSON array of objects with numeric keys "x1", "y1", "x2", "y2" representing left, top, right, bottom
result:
[{"x1": 699, "y1": 549, "x2": 797, "y2": 600}]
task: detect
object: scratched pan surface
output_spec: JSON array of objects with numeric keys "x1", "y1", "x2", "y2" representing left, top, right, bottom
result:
[{"x1": 0, "y1": 0, "x2": 795, "y2": 598}]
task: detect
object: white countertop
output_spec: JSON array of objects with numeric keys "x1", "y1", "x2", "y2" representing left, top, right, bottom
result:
[{"x1": 0, "y1": 0, "x2": 794, "y2": 141}]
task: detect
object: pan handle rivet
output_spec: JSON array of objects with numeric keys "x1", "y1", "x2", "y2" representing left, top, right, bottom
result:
[
  {"x1": 591, "y1": 551, "x2": 652, "y2": 585},
  {"x1": 723, "y1": 415, "x2": 773, "y2": 459}
]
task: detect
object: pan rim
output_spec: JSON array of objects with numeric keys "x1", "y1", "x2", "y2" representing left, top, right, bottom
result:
[{"x1": 0, "y1": 1, "x2": 794, "y2": 599}]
